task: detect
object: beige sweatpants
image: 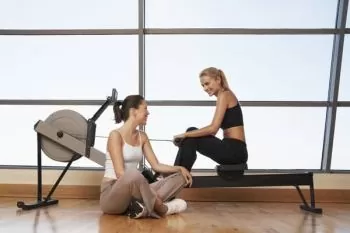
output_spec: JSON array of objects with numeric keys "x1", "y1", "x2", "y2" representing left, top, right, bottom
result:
[{"x1": 99, "y1": 170, "x2": 186, "y2": 217}]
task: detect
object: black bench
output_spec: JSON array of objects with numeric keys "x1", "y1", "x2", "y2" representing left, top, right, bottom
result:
[{"x1": 191, "y1": 163, "x2": 323, "y2": 214}]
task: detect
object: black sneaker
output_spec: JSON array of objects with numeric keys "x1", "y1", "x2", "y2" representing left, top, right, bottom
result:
[{"x1": 126, "y1": 200, "x2": 146, "y2": 219}]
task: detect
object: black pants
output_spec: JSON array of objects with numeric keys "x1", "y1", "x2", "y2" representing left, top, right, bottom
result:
[{"x1": 174, "y1": 127, "x2": 248, "y2": 171}]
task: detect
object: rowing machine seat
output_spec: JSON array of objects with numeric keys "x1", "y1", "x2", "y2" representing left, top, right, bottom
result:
[{"x1": 215, "y1": 163, "x2": 248, "y2": 180}]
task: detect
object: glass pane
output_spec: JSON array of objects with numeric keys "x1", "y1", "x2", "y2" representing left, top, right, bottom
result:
[
  {"x1": 145, "y1": 0, "x2": 337, "y2": 28},
  {"x1": 0, "y1": 35, "x2": 138, "y2": 99},
  {"x1": 330, "y1": 108, "x2": 350, "y2": 170},
  {"x1": 145, "y1": 35, "x2": 333, "y2": 101},
  {"x1": 146, "y1": 106, "x2": 326, "y2": 169},
  {"x1": 0, "y1": 105, "x2": 118, "y2": 167},
  {"x1": 0, "y1": 0, "x2": 138, "y2": 29},
  {"x1": 145, "y1": 106, "x2": 216, "y2": 169},
  {"x1": 338, "y1": 35, "x2": 350, "y2": 100}
]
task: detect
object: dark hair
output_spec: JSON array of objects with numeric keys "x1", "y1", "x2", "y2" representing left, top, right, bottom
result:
[{"x1": 113, "y1": 95, "x2": 145, "y2": 123}]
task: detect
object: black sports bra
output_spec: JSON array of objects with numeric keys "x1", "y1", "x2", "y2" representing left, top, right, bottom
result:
[{"x1": 220, "y1": 103, "x2": 244, "y2": 130}]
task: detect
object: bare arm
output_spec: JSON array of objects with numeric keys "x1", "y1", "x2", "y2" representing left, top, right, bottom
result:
[
  {"x1": 176, "y1": 91, "x2": 229, "y2": 138},
  {"x1": 107, "y1": 130, "x2": 125, "y2": 178},
  {"x1": 142, "y1": 131, "x2": 193, "y2": 186},
  {"x1": 141, "y1": 132, "x2": 181, "y2": 173}
]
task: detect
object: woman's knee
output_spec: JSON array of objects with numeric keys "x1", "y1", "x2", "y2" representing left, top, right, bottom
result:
[
  {"x1": 181, "y1": 137, "x2": 197, "y2": 148},
  {"x1": 124, "y1": 170, "x2": 147, "y2": 184},
  {"x1": 186, "y1": 127, "x2": 198, "y2": 132},
  {"x1": 177, "y1": 172, "x2": 187, "y2": 187},
  {"x1": 183, "y1": 127, "x2": 199, "y2": 147},
  {"x1": 169, "y1": 172, "x2": 187, "y2": 187}
]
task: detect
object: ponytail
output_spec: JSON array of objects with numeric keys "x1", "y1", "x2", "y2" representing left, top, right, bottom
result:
[
  {"x1": 217, "y1": 69, "x2": 230, "y2": 90},
  {"x1": 112, "y1": 95, "x2": 145, "y2": 124},
  {"x1": 113, "y1": 100, "x2": 123, "y2": 124}
]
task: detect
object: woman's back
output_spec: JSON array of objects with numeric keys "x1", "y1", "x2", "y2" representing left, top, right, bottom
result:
[{"x1": 221, "y1": 90, "x2": 246, "y2": 142}]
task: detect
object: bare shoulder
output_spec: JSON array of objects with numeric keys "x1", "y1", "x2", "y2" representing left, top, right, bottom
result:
[
  {"x1": 108, "y1": 129, "x2": 119, "y2": 137},
  {"x1": 225, "y1": 89, "x2": 238, "y2": 107},
  {"x1": 218, "y1": 90, "x2": 237, "y2": 106},
  {"x1": 108, "y1": 129, "x2": 122, "y2": 142},
  {"x1": 106, "y1": 129, "x2": 123, "y2": 152},
  {"x1": 138, "y1": 130, "x2": 149, "y2": 145}
]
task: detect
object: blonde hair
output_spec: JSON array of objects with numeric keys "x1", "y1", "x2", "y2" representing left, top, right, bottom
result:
[{"x1": 199, "y1": 67, "x2": 230, "y2": 90}]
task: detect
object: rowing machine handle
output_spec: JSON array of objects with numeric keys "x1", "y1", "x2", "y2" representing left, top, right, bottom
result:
[
  {"x1": 173, "y1": 138, "x2": 184, "y2": 147},
  {"x1": 111, "y1": 88, "x2": 117, "y2": 103}
]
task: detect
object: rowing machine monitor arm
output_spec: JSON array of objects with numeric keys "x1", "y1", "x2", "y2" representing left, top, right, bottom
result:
[{"x1": 85, "y1": 88, "x2": 118, "y2": 158}]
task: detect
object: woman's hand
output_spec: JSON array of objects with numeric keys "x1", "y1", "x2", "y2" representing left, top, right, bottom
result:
[
  {"x1": 178, "y1": 166, "x2": 192, "y2": 187},
  {"x1": 173, "y1": 133, "x2": 186, "y2": 147}
]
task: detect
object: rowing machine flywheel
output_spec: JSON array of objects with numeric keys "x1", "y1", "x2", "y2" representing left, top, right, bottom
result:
[{"x1": 41, "y1": 109, "x2": 88, "y2": 162}]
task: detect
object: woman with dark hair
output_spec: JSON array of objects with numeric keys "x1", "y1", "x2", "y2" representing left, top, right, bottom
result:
[{"x1": 100, "y1": 94, "x2": 192, "y2": 219}]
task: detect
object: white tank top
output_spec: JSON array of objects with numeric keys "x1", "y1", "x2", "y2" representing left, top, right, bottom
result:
[{"x1": 104, "y1": 131, "x2": 143, "y2": 179}]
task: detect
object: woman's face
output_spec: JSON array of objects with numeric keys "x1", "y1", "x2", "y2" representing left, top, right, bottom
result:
[
  {"x1": 133, "y1": 100, "x2": 149, "y2": 125},
  {"x1": 200, "y1": 75, "x2": 222, "y2": 97}
]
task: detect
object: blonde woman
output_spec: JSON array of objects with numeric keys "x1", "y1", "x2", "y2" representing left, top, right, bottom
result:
[{"x1": 174, "y1": 67, "x2": 248, "y2": 172}]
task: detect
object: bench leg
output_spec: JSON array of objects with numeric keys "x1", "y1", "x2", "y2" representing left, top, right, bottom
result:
[{"x1": 295, "y1": 184, "x2": 323, "y2": 214}]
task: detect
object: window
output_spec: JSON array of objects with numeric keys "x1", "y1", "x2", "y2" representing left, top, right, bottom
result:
[
  {"x1": 0, "y1": 0, "x2": 138, "y2": 29},
  {"x1": 0, "y1": 105, "x2": 117, "y2": 167},
  {"x1": 145, "y1": 106, "x2": 214, "y2": 168},
  {"x1": 330, "y1": 108, "x2": 350, "y2": 170},
  {"x1": 338, "y1": 35, "x2": 349, "y2": 100},
  {"x1": 145, "y1": 106, "x2": 326, "y2": 169},
  {"x1": 145, "y1": 35, "x2": 333, "y2": 101},
  {"x1": 145, "y1": 0, "x2": 337, "y2": 28},
  {"x1": 0, "y1": 35, "x2": 138, "y2": 99}
]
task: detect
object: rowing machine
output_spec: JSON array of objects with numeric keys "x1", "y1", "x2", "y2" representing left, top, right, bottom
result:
[{"x1": 16, "y1": 89, "x2": 117, "y2": 210}]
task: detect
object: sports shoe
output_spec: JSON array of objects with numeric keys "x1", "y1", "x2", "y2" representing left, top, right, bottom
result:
[
  {"x1": 164, "y1": 198, "x2": 187, "y2": 215},
  {"x1": 126, "y1": 200, "x2": 146, "y2": 219}
]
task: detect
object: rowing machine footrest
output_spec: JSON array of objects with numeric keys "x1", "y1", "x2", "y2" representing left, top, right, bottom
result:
[{"x1": 216, "y1": 163, "x2": 247, "y2": 180}]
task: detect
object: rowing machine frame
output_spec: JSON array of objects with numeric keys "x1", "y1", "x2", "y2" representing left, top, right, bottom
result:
[
  {"x1": 16, "y1": 89, "x2": 117, "y2": 211},
  {"x1": 191, "y1": 165, "x2": 323, "y2": 214}
]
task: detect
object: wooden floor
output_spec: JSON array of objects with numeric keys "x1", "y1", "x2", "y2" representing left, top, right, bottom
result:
[{"x1": 1, "y1": 198, "x2": 350, "y2": 233}]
